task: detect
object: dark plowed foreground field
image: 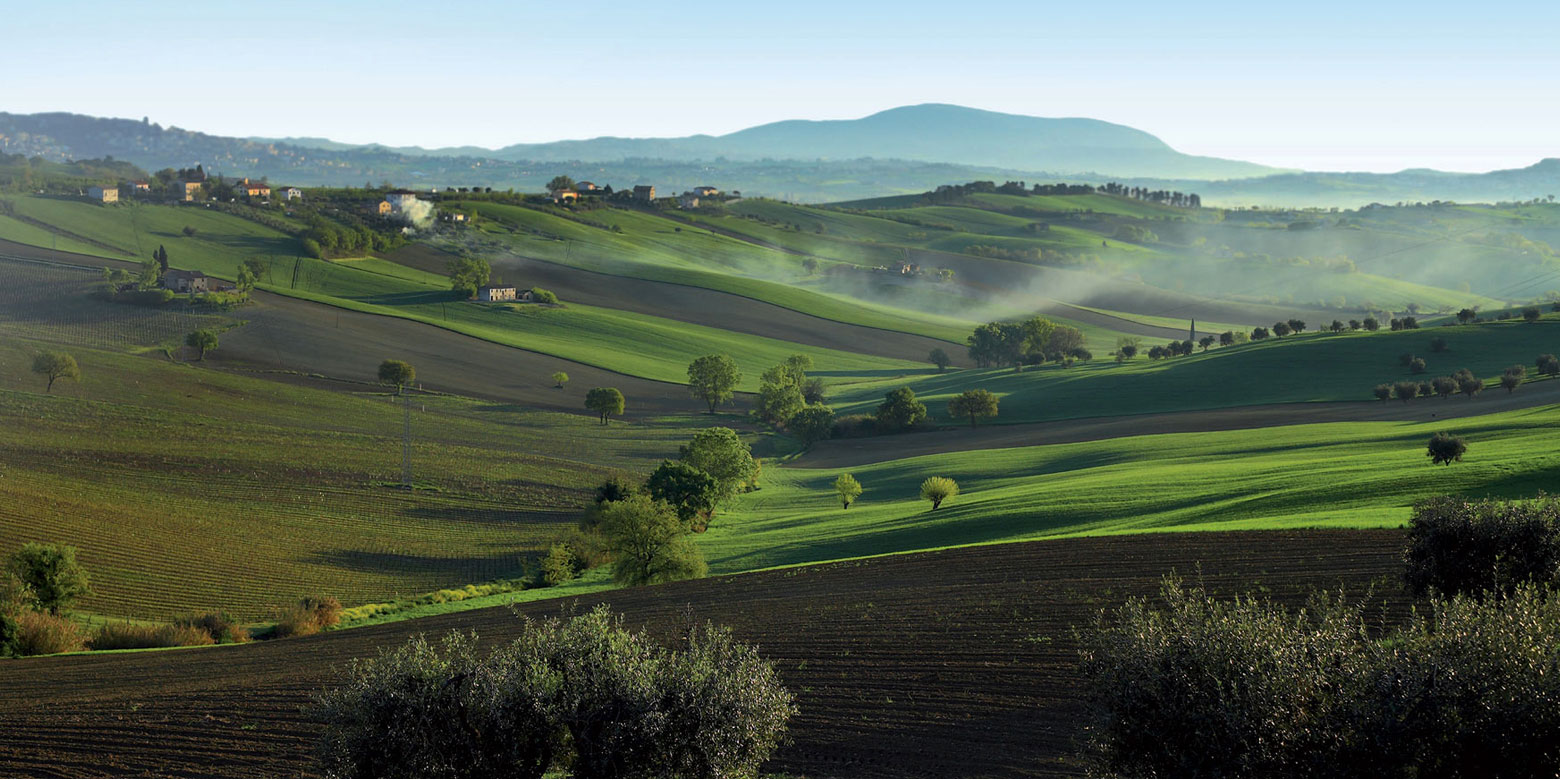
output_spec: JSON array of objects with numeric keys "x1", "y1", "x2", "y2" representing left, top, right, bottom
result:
[{"x1": 0, "y1": 530, "x2": 1406, "y2": 778}]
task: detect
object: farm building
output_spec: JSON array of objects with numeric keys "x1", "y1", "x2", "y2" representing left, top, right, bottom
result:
[
  {"x1": 161, "y1": 269, "x2": 214, "y2": 294},
  {"x1": 549, "y1": 188, "x2": 578, "y2": 203},
  {"x1": 375, "y1": 200, "x2": 393, "y2": 216},
  {"x1": 678, "y1": 194, "x2": 700, "y2": 209},
  {"x1": 632, "y1": 185, "x2": 656, "y2": 202},
  {"x1": 87, "y1": 186, "x2": 118, "y2": 203},
  {"x1": 691, "y1": 185, "x2": 720, "y2": 197},
  {"x1": 282, "y1": 187, "x2": 303, "y2": 200},
  {"x1": 234, "y1": 179, "x2": 271, "y2": 198},
  {"x1": 176, "y1": 180, "x2": 203, "y2": 201},
  {"x1": 125, "y1": 180, "x2": 151, "y2": 194},
  {"x1": 385, "y1": 190, "x2": 420, "y2": 212},
  {"x1": 475, "y1": 285, "x2": 518, "y2": 302},
  {"x1": 576, "y1": 181, "x2": 599, "y2": 191}
]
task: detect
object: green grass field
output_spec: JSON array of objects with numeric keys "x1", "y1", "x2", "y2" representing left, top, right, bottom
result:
[
  {"x1": 0, "y1": 335, "x2": 691, "y2": 621},
  {"x1": 700, "y1": 403, "x2": 1558, "y2": 572}
]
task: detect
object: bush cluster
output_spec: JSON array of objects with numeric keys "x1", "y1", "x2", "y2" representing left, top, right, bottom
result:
[
  {"x1": 1405, "y1": 495, "x2": 1560, "y2": 597},
  {"x1": 271, "y1": 596, "x2": 343, "y2": 638},
  {"x1": 314, "y1": 606, "x2": 794, "y2": 778},
  {"x1": 175, "y1": 611, "x2": 250, "y2": 644},
  {"x1": 1082, "y1": 578, "x2": 1560, "y2": 777},
  {"x1": 90, "y1": 622, "x2": 215, "y2": 651}
]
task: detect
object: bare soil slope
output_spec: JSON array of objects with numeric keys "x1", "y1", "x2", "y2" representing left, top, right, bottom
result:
[{"x1": 0, "y1": 530, "x2": 1405, "y2": 778}]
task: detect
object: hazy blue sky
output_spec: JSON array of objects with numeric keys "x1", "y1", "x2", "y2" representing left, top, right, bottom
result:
[{"x1": 4, "y1": 0, "x2": 1556, "y2": 172}]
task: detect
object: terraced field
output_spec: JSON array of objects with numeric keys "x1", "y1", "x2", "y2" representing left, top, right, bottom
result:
[{"x1": 0, "y1": 529, "x2": 1407, "y2": 777}]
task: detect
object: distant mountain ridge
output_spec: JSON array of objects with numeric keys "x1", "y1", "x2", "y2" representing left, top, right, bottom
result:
[
  {"x1": 1, "y1": 108, "x2": 1556, "y2": 206},
  {"x1": 253, "y1": 104, "x2": 1284, "y2": 180}
]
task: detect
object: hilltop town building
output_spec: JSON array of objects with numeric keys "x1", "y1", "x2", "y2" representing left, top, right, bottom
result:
[
  {"x1": 632, "y1": 185, "x2": 656, "y2": 202},
  {"x1": 87, "y1": 186, "x2": 118, "y2": 203}
]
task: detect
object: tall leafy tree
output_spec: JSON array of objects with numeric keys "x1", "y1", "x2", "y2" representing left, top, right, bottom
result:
[
  {"x1": 947, "y1": 389, "x2": 999, "y2": 428},
  {"x1": 8, "y1": 543, "x2": 91, "y2": 615},
  {"x1": 378, "y1": 360, "x2": 415, "y2": 394},
  {"x1": 597, "y1": 494, "x2": 706, "y2": 586},
  {"x1": 585, "y1": 387, "x2": 625, "y2": 425},
  {"x1": 678, "y1": 427, "x2": 758, "y2": 498},
  {"x1": 687, "y1": 354, "x2": 741, "y2": 413}
]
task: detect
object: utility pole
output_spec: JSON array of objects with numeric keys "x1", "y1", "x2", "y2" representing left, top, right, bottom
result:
[{"x1": 401, "y1": 390, "x2": 412, "y2": 488}]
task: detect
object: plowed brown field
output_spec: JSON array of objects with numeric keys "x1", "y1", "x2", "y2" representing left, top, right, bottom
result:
[{"x1": 0, "y1": 530, "x2": 1406, "y2": 778}]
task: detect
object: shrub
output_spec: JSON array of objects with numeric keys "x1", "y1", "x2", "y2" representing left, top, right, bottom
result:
[
  {"x1": 538, "y1": 543, "x2": 578, "y2": 586},
  {"x1": 876, "y1": 386, "x2": 928, "y2": 432},
  {"x1": 830, "y1": 413, "x2": 879, "y2": 438},
  {"x1": 90, "y1": 622, "x2": 216, "y2": 651},
  {"x1": 1404, "y1": 495, "x2": 1560, "y2": 597},
  {"x1": 273, "y1": 596, "x2": 343, "y2": 638},
  {"x1": 174, "y1": 611, "x2": 250, "y2": 644},
  {"x1": 314, "y1": 607, "x2": 795, "y2": 778},
  {"x1": 529, "y1": 287, "x2": 559, "y2": 304},
  {"x1": 1429, "y1": 336, "x2": 1449, "y2": 352},
  {"x1": 1081, "y1": 578, "x2": 1560, "y2": 777},
  {"x1": 13, "y1": 610, "x2": 85, "y2": 656}
]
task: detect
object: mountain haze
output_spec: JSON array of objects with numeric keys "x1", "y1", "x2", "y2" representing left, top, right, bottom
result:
[{"x1": 301, "y1": 104, "x2": 1282, "y2": 180}]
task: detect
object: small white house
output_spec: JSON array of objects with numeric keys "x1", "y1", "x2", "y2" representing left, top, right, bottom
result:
[
  {"x1": 283, "y1": 187, "x2": 303, "y2": 200},
  {"x1": 476, "y1": 285, "x2": 518, "y2": 302},
  {"x1": 88, "y1": 186, "x2": 118, "y2": 203}
]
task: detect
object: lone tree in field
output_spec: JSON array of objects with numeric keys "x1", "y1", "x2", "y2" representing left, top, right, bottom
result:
[
  {"x1": 947, "y1": 389, "x2": 999, "y2": 428},
  {"x1": 597, "y1": 494, "x2": 706, "y2": 586},
  {"x1": 585, "y1": 387, "x2": 625, "y2": 425},
  {"x1": 1426, "y1": 432, "x2": 1467, "y2": 466},
  {"x1": 834, "y1": 473, "x2": 862, "y2": 509},
  {"x1": 30, "y1": 351, "x2": 80, "y2": 393},
  {"x1": 8, "y1": 542, "x2": 91, "y2": 615},
  {"x1": 1373, "y1": 383, "x2": 1392, "y2": 402},
  {"x1": 920, "y1": 477, "x2": 959, "y2": 510},
  {"x1": 687, "y1": 354, "x2": 741, "y2": 413},
  {"x1": 551, "y1": 371, "x2": 569, "y2": 389},
  {"x1": 1539, "y1": 353, "x2": 1560, "y2": 378},
  {"x1": 1409, "y1": 357, "x2": 1427, "y2": 375},
  {"x1": 378, "y1": 360, "x2": 415, "y2": 395},
  {"x1": 1525, "y1": 306, "x2": 1542, "y2": 323},
  {"x1": 185, "y1": 329, "x2": 218, "y2": 361},
  {"x1": 929, "y1": 347, "x2": 952, "y2": 373},
  {"x1": 1457, "y1": 307, "x2": 1477, "y2": 324}
]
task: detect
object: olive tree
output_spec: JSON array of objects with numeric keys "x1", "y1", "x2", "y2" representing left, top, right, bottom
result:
[
  {"x1": 1426, "y1": 432, "x2": 1467, "y2": 466},
  {"x1": 928, "y1": 347, "x2": 952, "y2": 373},
  {"x1": 314, "y1": 606, "x2": 794, "y2": 779}
]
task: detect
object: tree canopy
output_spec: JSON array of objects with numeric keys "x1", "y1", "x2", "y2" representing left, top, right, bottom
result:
[{"x1": 687, "y1": 354, "x2": 741, "y2": 413}]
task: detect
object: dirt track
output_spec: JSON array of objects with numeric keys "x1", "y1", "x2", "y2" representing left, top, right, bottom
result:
[
  {"x1": 802, "y1": 382, "x2": 1560, "y2": 467},
  {"x1": 0, "y1": 529, "x2": 1405, "y2": 778}
]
